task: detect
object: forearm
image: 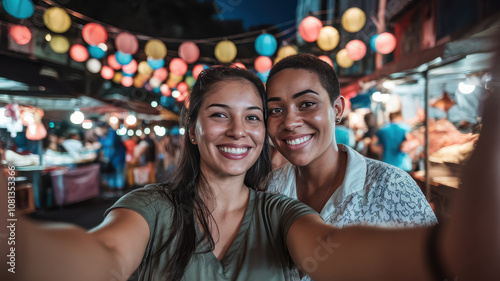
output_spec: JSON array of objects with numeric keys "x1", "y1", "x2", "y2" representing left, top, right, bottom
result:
[{"x1": 16, "y1": 218, "x2": 124, "y2": 281}]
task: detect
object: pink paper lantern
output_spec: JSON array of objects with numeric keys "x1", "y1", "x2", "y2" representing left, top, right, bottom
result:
[
  {"x1": 115, "y1": 32, "x2": 139, "y2": 55},
  {"x1": 101, "y1": 66, "x2": 114, "y2": 80},
  {"x1": 153, "y1": 67, "x2": 168, "y2": 82},
  {"x1": 107, "y1": 54, "x2": 122, "y2": 70},
  {"x1": 9, "y1": 25, "x2": 31, "y2": 45},
  {"x1": 298, "y1": 16, "x2": 323, "y2": 42},
  {"x1": 192, "y1": 64, "x2": 205, "y2": 79},
  {"x1": 318, "y1": 55, "x2": 334, "y2": 67},
  {"x1": 122, "y1": 59, "x2": 138, "y2": 74},
  {"x1": 231, "y1": 62, "x2": 246, "y2": 69},
  {"x1": 169, "y1": 58, "x2": 188, "y2": 76},
  {"x1": 121, "y1": 76, "x2": 133, "y2": 87},
  {"x1": 345, "y1": 40, "x2": 367, "y2": 61},
  {"x1": 254, "y1": 56, "x2": 272, "y2": 73},
  {"x1": 177, "y1": 82, "x2": 188, "y2": 93},
  {"x1": 375, "y1": 32, "x2": 397, "y2": 54},
  {"x1": 70, "y1": 44, "x2": 89, "y2": 62},
  {"x1": 82, "y1": 23, "x2": 108, "y2": 45},
  {"x1": 160, "y1": 84, "x2": 171, "y2": 96},
  {"x1": 178, "y1": 41, "x2": 200, "y2": 64},
  {"x1": 26, "y1": 123, "x2": 47, "y2": 141}
]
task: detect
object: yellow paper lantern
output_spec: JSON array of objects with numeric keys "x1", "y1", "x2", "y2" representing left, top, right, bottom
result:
[
  {"x1": 341, "y1": 7, "x2": 366, "y2": 33},
  {"x1": 112, "y1": 72, "x2": 123, "y2": 84},
  {"x1": 138, "y1": 61, "x2": 153, "y2": 76},
  {"x1": 49, "y1": 35, "x2": 70, "y2": 53},
  {"x1": 274, "y1": 45, "x2": 298, "y2": 64},
  {"x1": 214, "y1": 40, "x2": 237, "y2": 63},
  {"x1": 145, "y1": 39, "x2": 167, "y2": 59},
  {"x1": 317, "y1": 26, "x2": 340, "y2": 51},
  {"x1": 336, "y1": 49, "x2": 354, "y2": 68},
  {"x1": 43, "y1": 7, "x2": 71, "y2": 33}
]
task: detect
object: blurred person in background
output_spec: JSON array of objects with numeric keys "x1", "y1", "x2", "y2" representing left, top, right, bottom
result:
[
  {"x1": 156, "y1": 133, "x2": 184, "y2": 183},
  {"x1": 94, "y1": 122, "x2": 126, "y2": 192},
  {"x1": 357, "y1": 112, "x2": 379, "y2": 160}
]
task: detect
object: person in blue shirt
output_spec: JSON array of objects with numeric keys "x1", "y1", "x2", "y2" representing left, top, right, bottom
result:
[{"x1": 94, "y1": 123, "x2": 126, "y2": 190}]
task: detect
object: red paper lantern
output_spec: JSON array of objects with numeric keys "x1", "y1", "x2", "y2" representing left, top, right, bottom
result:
[
  {"x1": 231, "y1": 62, "x2": 246, "y2": 69},
  {"x1": 107, "y1": 54, "x2": 122, "y2": 70},
  {"x1": 375, "y1": 32, "x2": 396, "y2": 54},
  {"x1": 121, "y1": 76, "x2": 133, "y2": 87},
  {"x1": 122, "y1": 59, "x2": 138, "y2": 74},
  {"x1": 177, "y1": 82, "x2": 188, "y2": 93},
  {"x1": 115, "y1": 32, "x2": 139, "y2": 55},
  {"x1": 82, "y1": 23, "x2": 108, "y2": 45},
  {"x1": 70, "y1": 44, "x2": 89, "y2": 62},
  {"x1": 298, "y1": 16, "x2": 323, "y2": 42},
  {"x1": 101, "y1": 66, "x2": 114, "y2": 80},
  {"x1": 178, "y1": 41, "x2": 200, "y2": 64},
  {"x1": 153, "y1": 67, "x2": 168, "y2": 82},
  {"x1": 169, "y1": 58, "x2": 188, "y2": 76},
  {"x1": 254, "y1": 56, "x2": 272, "y2": 73},
  {"x1": 160, "y1": 84, "x2": 171, "y2": 96},
  {"x1": 177, "y1": 91, "x2": 188, "y2": 102},
  {"x1": 26, "y1": 123, "x2": 47, "y2": 141},
  {"x1": 193, "y1": 64, "x2": 205, "y2": 79},
  {"x1": 345, "y1": 40, "x2": 367, "y2": 61},
  {"x1": 9, "y1": 25, "x2": 31, "y2": 45},
  {"x1": 318, "y1": 55, "x2": 334, "y2": 67}
]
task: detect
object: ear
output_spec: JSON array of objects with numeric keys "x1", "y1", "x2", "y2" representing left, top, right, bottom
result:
[
  {"x1": 334, "y1": 96, "x2": 345, "y2": 120},
  {"x1": 188, "y1": 123, "x2": 197, "y2": 145}
]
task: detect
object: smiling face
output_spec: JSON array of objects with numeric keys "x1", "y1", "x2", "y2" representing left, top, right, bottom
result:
[
  {"x1": 266, "y1": 68, "x2": 344, "y2": 167},
  {"x1": 189, "y1": 79, "x2": 266, "y2": 180}
]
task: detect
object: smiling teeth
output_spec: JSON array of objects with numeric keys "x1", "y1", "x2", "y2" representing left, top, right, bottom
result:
[
  {"x1": 219, "y1": 147, "x2": 248, "y2": 155},
  {"x1": 286, "y1": 135, "x2": 312, "y2": 145}
]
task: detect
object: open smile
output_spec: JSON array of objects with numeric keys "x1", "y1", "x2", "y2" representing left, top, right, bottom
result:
[
  {"x1": 282, "y1": 134, "x2": 313, "y2": 149},
  {"x1": 217, "y1": 146, "x2": 251, "y2": 159}
]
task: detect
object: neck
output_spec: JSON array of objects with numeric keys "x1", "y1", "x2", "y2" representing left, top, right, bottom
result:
[
  {"x1": 295, "y1": 143, "x2": 342, "y2": 192},
  {"x1": 199, "y1": 172, "x2": 249, "y2": 213}
]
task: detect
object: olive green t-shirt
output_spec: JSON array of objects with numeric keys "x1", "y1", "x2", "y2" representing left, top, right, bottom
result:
[{"x1": 106, "y1": 185, "x2": 317, "y2": 281}]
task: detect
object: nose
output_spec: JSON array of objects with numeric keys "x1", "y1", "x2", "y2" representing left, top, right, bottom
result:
[
  {"x1": 283, "y1": 109, "x2": 303, "y2": 131},
  {"x1": 226, "y1": 118, "x2": 247, "y2": 139}
]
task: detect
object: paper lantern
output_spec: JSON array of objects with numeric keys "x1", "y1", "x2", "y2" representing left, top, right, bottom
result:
[
  {"x1": 115, "y1": 51, "x2": 132, "y2": 65},
  {"x1": 214, "y1": 40, "x2": 237, "y2": 63},
  {"x1": 345, "y1": 40, "x2": 366, "y2": 61},
  {"x1": 298, "y1": 16, "x2": 323, "y2": 42},
  {"x1": 254, "y1": 56, "x2": 272, "y2": 73},
  {"x1": 122, "y1": 59, "x2": 138, "y2": 74},
  {"x1": 86, "y1": 58, "x2": 102, "y2": 73},
  {"x1": 9, "y1": 25, "x2": 31, "y2": 45},
  {"x1": 70, "y1": 44, "x2": 89, "y2": 62},
  {"x1": 134, "y1": 76, "x2": 146, "y2": 88},
  {"x1": 336, "y1": 49, "x2": 354, "y2": 68},
  {"x1": 185, "y1": 76, "x2": 195, "y2": 88},
  {"x1": 317, "y1": 26, "x2": 339, "y2": 51},
  {"x1": 43, "y1": 7, "x2": 71, "y2": 33},
  {"x1": 178, "y1": 41, "x2": 200, "y2": 64},
  {"x1": 257, "y1": 70, "x2": 270, "y2": 83},
  {"x1": 112, "y1": 72, "x2": 123, "y2": 84},
  {"x1": 49, "y1": 35, "x2": 69, "y2": 53},
  {"x1": 160, "y1": 84, "x2": 171, "y2": 96},
  {"x1": 169, "y1": 58, "x2": 188, "y2": 76},
  {"x1": 370, "y1": 35, "x2": 379, "y2": 52},
  {"x1": 145, "y1": 39, "x2": 167, "y2": 59},
  {"x1": 147, "y1": 57, "x2": 165, "y2": 70},
  {"x1": 375, "y1": 32, "x2": 396, "y2": 54},
  {"x1": 177, "y1": 82, "x2": 188, "y2": 93},
  {"x1": 82, "y1": 23, "x2": 108, "y2": 45},
  {"x1": 341, "y1": 7, "x2": 366, "y2": 33},
  {"x1": 275, "y1": 45, "x2": 297, "y2": 64},
  {"x1": 149, "y1": 77, "x2": 162, "y2": 89},
  {"x1": 138, "y1": 61, "x2": 153, "y2": 76},
  {"x1": 101, "y1": 66, "x2": 114, "y2": 80},
  {"x1": 231, "y1": 62, "x2": 246, "y2": 69},
  {"x1": 153, "y1": 67, "x2": 168, "y2": 82},
  {"x1": 88, "y1": 45, "x2": 106, "y2": 59},
  {"x1": 255, "y1": 33, "x2": 277, "y2": 56},
  {"x1": 177, "y1": 92, "x2": 188, "y2": 102},
  {"x1": 166, "y1": 79, "x2": 179, "y2": 89},
  {"x1": 26, "y1": 123, "x2": 47, "y2": 141},
  {"x1": 318, "y1": 55, "x2": 334, "y2": 67},
  {"x1": 106, "y1": 54, "x2": 121, "y2": 70},
  {"x1": 115, "y1": 32, "x2": 138, "y2": 55},
  {"x1": 3, "y1": 0, "x2": 34, "y2": 19},
  {"x1": 192, "y1": 64, "x2": 205, "y2": 79},
  {"x1": 121, "y1": 76, "x2": 133, "y2": 87}
]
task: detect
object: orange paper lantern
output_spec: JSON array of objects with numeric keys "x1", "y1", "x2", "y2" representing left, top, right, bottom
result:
[
  {"x1": 375, "y1": 32, "x2": 397, "y2": 54},
  {"x1": 193, "y1": 64, "x2": 205, "y2": 79},
  {"x1": 345, "y1": 40, "x2": 367, "y2": 61},
  {"x1": 70, "y1": 44, "x2": 89, "y2": 62},
  {"x1": 107, "y1": 54, "x2": 122, "y2": 70},
  {"x1": 153, "y1": 67, "x2": 168, "y2": 82},
  {"x1": 101, "y1": 66, "x2": 114, "y2": 80},
  {"x1": 26, "y1": 123, "x2": 47, "y2": 141},
  {"x1": 178, "y1": 41, "x2": 200, "y2": 64},
  {"x1": 298, "y1": 16, "x2": 323, "y2": 42},
  {"x1": 254, "y1": 56, "x2": 272, "y2": 73},
  {"x1": 82, "y1": 23, "x2": 108, "y2": 45},
  {"x1": 9, "y1": 25, "x2": 31, "y2": 45},
  {"x1": 169, "y1": 58, "x2": 188, "y2": 76}
]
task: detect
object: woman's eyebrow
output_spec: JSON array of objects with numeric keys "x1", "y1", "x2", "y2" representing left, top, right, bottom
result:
[
  {"x1": 207, "y1": 104, "x2": 263, "y2": 112},
  {"x1": 266, "y1": 89, "x2": 319, "y2": 103}
]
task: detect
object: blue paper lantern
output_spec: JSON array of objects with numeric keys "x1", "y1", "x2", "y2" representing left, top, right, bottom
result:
[
  {"x1": 147, "y1": 57, "x2": 165, "y2": 70},
  {"x1": 153, "y1": 87, "x2": 161, "y2": 94},
  {"x1": 370, "y1": 35, "x2": 379, "y2": 52},
  {"x1": 122, "y1": 71, "x2": 134, "y2": 77},
  {"x1": 115, "y1": 51, "x2": 132, "y2": 65},
  {"x1": 255, "y1": 34, "x2": 277, "y2": 57},
  {"x1": 88, "y1": 45, "x2": 106, "y2": 59},
  {"x1": 3, "y1": 0, "x2": 34, "y2": 19},
  {"x1": 257, "y1": 70, "x2": 270, "y2": 83}
]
